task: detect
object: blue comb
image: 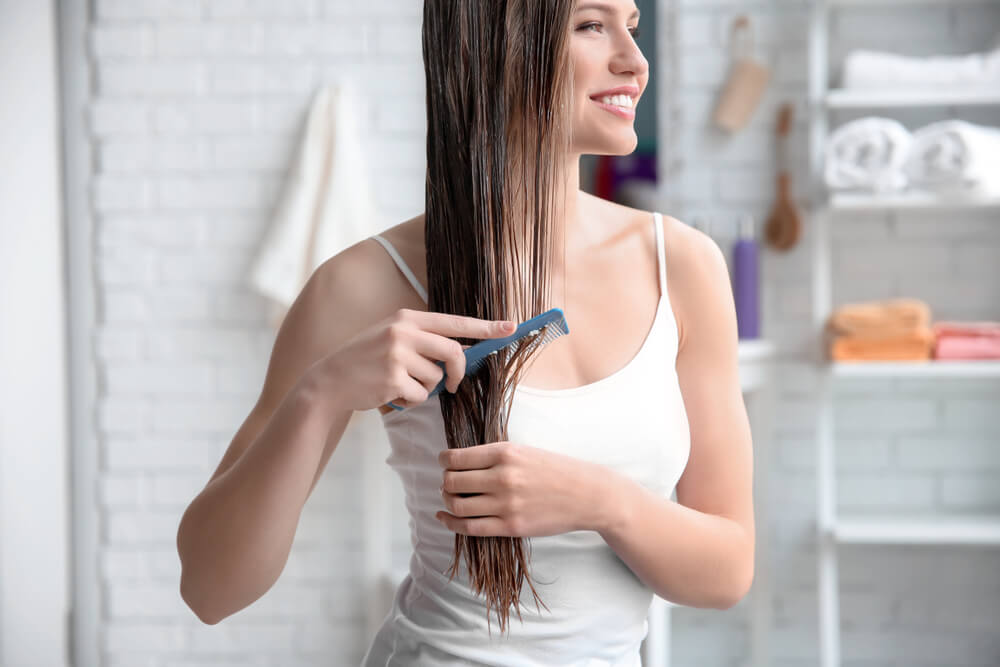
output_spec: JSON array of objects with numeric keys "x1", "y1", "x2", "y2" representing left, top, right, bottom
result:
[{"x1": 384, "y1": 307, "x2": 569, "y2": 411}]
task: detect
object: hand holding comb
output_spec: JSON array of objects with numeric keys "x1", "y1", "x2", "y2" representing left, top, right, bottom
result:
[{"x1": 384, "y1": 308, "x2": 570, "y2": 411}]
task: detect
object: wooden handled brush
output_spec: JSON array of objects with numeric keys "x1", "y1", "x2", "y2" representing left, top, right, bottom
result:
[{"x1": 764, "y1": 102, "x2": 802, "y2": 251}]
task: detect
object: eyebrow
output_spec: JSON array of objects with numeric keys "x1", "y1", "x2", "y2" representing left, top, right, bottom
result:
[{"x1": 575, "y1": 2, "x2": 640, "y2": 20}]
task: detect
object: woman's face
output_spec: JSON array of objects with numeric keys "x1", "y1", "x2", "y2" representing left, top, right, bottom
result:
[{"x1": 568, "y1": 0, "x2": 649, "y2": 156}]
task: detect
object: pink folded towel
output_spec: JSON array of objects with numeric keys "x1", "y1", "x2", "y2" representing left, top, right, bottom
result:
[
  {"x1": 934, "y1": 336, "x2": 1000, "y2": 360},
  {"x1": 932, "y1": 321, "x2": 1000, "y2": 339}
]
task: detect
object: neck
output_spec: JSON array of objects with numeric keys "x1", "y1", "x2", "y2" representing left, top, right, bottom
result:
[{"x1": 546, "y1": 154, "x2": 584, "y2": 273}]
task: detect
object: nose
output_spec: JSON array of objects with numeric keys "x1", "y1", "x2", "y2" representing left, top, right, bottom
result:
[{"x1": 610, "y1": 35, "x2": 648, "y2": 80}]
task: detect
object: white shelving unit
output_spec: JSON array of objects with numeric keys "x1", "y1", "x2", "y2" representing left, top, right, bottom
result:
[
  {"x1": 826, "y1": 88, "x2": 1000, "y2": 109},
  {"x1": 829, "y1": 191, "x2": 1000, "y2": 210},
  {"x1": 807, "y1": 1, "x2": 1000, "y2": 666}
]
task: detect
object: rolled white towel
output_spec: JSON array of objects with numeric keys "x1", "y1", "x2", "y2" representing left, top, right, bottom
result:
[
  {"x1": 903, "y1": 120, "x2": 1000, "y2": 195},
  {"x1": 824, "y1": 117, "x2": 912, "y2": 193},
  {"x1": 843, "y1": 44, "x2": 1000, "y2": 89}
]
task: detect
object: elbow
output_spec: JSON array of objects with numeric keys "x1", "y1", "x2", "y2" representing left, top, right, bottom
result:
[
  {"x1": 718, "y1": 568, "x2": 753, "y2": 611},
  {"x1": 719, "y1": 542, "x2": 755, "y2": 611},
  {"x1": 180, "y1": 574, "x2": 224, "y2": 625},
  {"x1": 178, "y1": 539, "x2": 223, "y2": 625},
  {"x1": 177, "y1": 505, "x2": 223, "y2": 625}
]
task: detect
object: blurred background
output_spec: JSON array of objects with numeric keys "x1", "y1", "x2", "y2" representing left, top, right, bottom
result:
[{"x1": 3, "y1": 0, "x2": 999, "y2": 665}]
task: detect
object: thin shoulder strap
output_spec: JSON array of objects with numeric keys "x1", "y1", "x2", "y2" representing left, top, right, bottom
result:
[
  {"x1": 370, "y1": 234, "x2": 429, "y2": 303},
  {"x1": 653, "y1": 212, "x2": 667, "y2": 297}
]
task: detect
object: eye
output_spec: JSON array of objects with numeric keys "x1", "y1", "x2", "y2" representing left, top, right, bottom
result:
[{"x1": 576, "y1": 22, "x2": 641, "y2": 39}]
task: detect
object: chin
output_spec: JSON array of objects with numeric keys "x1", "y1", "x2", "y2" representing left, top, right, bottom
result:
[
  {"x1": 599, "y1": 138, "x2": 639, "y2": 156},
  {"x1": 575, "y1": 133, "x2": 638, "y2": 155}
]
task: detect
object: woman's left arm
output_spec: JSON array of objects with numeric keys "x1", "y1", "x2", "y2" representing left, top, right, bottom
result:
[{"x1": 593, "y1": 224, "x2": 755, "y2": 611}]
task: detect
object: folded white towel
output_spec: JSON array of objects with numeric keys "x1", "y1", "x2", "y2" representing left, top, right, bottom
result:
[
  {"x1": 249, "y1": 79, "x2": 386, "y2": 328},
  {"x1": 903, "y1": 120, "x2": 1000, "y2": 195},
  {"x1": 824, "y1": 117, "x2": 913, "y2": 193},
  {"x1": 843, "y1": 44, "x2": 1000, "y2": 89}
]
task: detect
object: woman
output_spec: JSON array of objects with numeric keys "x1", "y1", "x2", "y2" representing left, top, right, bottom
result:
[{"x1": 177, "y1": 0, "x2": 755, "y2": 664}]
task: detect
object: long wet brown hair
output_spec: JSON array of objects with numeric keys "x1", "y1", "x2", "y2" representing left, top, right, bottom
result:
[{"x1": 422, "y1": 0, "x2": 576, "y2": 637}]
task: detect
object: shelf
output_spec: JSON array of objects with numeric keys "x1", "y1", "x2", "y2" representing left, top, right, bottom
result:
[
  {"x1": 827, "y1": 514, "x2": 1000, "y2": 546},
  {"x1": 825, "y1": 88, "x2": 1000, "y2": 109},
  {"x1": 827, "y1": 191, "x2": 1000, "y2": 211},
  {"x1": 829, "y1": 360, "x2": 1000, "y2": 378},
  {"x1": 738, "y1": 339, "x2": 776, "y2": 363},
  {"x1": 739, "y1": 340, "x2": 776, "y2": 393}
]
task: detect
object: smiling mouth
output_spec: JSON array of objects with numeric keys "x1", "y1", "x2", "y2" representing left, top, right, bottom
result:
[
  {"x1": 590, "y1": 97, "x2": 636, "y2": 118},
  {"x1": 589, "y1": 94, "x2": 636, "y2": 110}
]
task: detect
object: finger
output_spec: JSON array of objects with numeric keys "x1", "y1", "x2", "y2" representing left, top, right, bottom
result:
[
  {"x1": 438, "y1": 441, "x2": 505, "y2": 471},
  {"x1": 410, "y1": 310, "x2": 515, "y2": 341},
  {"x1": 392, "y1": 373, "x2": 433, "y2": 408},
  {"x1": 408, "y1": 329, "x2": 466, "y2": 393},
  {"x1": 403, "y1": 347, "x2": 447, "y2": 393},
  {"x1": 441, "y1": 490, "x2": 497, "y2": 518},
  {"x1": 441, "y1": 468, "x2": 494, "y2": 494},
  {"x1": 436, "y1": 512, "x2": 512, "y2": 537}
]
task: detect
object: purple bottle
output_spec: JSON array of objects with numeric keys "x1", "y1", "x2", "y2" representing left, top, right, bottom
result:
[{"x1": 733, "y1": 213, "x2": 759, "y2": 340}]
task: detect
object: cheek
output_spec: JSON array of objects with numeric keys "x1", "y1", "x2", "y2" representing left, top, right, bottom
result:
[
  {"x1": 569, "y1": 48, "x2": 599, "y2": 87},
  {"x1": 571, "y1": 71, "x2": 599, "y2": 110}
]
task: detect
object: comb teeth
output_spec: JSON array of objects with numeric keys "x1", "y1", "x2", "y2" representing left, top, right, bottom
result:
[{"x1": 466, "y1": 320, "x2": 569, "y2": 375}]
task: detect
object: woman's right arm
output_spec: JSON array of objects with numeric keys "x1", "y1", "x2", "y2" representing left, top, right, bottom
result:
[
  {"x1": 176, "y1": 237, "x2": 514, "y2": 625},
  {"x1": 175, "y1": 243, "x2": 382, "y2": 625}
]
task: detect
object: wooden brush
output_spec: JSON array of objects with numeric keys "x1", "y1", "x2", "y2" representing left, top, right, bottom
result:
[{"x1": 764, "y1": 102, "x2": 802, "y2": 251}]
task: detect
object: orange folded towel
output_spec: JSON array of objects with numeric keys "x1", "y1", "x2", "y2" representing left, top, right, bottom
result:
[
  {"x1": 831, "y1": 326, "x2": 936, "y2": 362},
  {"x1": 828, "y1": 298, "x2": 932, "y2": 337}
]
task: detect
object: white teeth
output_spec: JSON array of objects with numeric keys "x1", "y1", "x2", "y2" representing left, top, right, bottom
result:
[{"x1": 598, "y1": 94, "x2": 633, "y2": 109}]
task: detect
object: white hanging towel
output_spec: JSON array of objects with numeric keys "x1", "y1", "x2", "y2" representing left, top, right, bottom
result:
[
  {"x1": 824, "y1": 117, "x2": 913, "y2": 193},
  {"x1": 903, "y1": 120, "x2": 1000, "y2": 196},
  {"x1": 249, "y1": 79, "x2": 385, "y2": 328}
]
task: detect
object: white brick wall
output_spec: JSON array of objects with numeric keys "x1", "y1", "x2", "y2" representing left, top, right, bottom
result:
[{"x1": 76, "y1": 0, "x2": 1000, "y2": 665}]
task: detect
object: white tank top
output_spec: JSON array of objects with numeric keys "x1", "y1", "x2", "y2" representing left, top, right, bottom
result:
[{"x1": 363, "y1": 211, "x2": 690, "y2": 666}]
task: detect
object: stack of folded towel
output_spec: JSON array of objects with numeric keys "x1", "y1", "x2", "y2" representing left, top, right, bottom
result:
[
  {"x1": 827, "y1": 298, "x2": 936, "y2": 361},
  {"x1": 842, "y1": 40, "x2": 1000, "y2": 90},
  {"x1": 825, "y1": 119, "x2": 1000, "y2": 197},
  {"x1": 932, "y1": 321, "x2": 1000, "y2": 360}
]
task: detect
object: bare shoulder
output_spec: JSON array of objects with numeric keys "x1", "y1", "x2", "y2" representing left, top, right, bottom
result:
[
  {"x1": 309, "y1": 217, "x2": 421, "y2": 332},
  {"x1": 257, "y1": 218, "x2": 421, "y2": 404},
  {"x1": 577, "y1": 194, "x2": 725, "y2": 349},
  {"x1": 202, "y1": 223, "x2": 415, "y2": 487},
  {"x1": 658, "y1": 214, "x2": 732, "y2": 352}
]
